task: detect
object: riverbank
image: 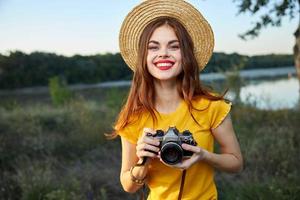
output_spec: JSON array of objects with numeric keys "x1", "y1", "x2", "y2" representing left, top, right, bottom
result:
[{"x1": 0, "y1": 66, "x2": 295, "y2": 95}]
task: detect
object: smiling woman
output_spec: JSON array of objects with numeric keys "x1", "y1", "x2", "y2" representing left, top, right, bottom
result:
[
  {"x1": 146, "y1": 23, "x2": 182, "y2": 81},
  {"x1": 108, "y1": 1, "x2": 243, "y2": 200}
]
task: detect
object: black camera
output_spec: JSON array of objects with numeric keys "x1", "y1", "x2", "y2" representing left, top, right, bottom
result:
[{"x1": 146, "y1": 127, "x2": 197, "y2": 165}]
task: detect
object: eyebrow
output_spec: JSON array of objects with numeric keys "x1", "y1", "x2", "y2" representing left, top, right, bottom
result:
[{"x1": 148, "y1": 40, "x2": 179, "y2": 45}]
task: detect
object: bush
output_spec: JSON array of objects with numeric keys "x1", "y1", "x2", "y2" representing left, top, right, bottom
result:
[
  {"x1": 48, "y1": 76, "x2": 73, "y2": 106},
  {"x1": 1, "y1": 93, "x2": 299, "y2": 199}
]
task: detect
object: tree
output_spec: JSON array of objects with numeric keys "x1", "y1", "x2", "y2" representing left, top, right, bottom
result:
[{"x1": 233, "y1": 0, "x2": 300, "y2": 91}]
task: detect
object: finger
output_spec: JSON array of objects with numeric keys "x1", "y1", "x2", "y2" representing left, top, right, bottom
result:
[
  {"x1": 143, "y1": 136, "x2": 160, "y2": 146},
  {"x1": 182, "y1": 143, "x2": 201, "y2": 153},
  {"x1": 162, "y1": 154, "x2": 201, "y2": 170},
  {"x1": 159, "y1": 158, "x2": 173, "y2": 167},
  {"x1": 182, "y1": 155, "x2": 198, "y2": 165},
  {"x1": 157, "y1": 153, "x2": 161, "y2": 159},
  {"x1": 181, "y1": 153, "x2": 203, "y2": 167},
  {"x1": 160, "y1": 159, "x2": 187, "y2": 170},
  {"x1": 137, "y1": 143, "x2": 160, "y2": 153},
  {"x1": 138, "y1": 130, "x2": 160, "y2": 146},
  {"x1": 137, "y1": 135, "x2": 158, "y2": 146},
  {"x1": 137, "y1": 133, "x2": 160, "y2": 146},
  {"x1": 137, "y1": 150, "x2": 158, "y2": 158},
  {"x1": 177, "y1": 161, "x2": 191, "y2": 170},
  {"x1": 142, "y1": 127, "x2": 156, "y2": 136},
  {"x1": 158, "y1": 156, "x2": 181, "y2": 168},
  {"x1": 172, "y1": 162, "x2": 188, "y2": 170},
  {"x1": 173, "y1": 155, "x2": 200, "y2": 169}
]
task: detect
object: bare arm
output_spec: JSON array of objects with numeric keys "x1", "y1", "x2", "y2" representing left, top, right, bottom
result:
[
  {"x1": 120, "y1": 128, "x2": 159, "y2": 193},
  {"x1": 171, "y1": 114, "x2": 243, "y2": 173},
  {"x1": 120, "y1": 138, "x2": 146, "y2": 193},
  {"x1": 205, "y1": 114, "x2": 243, "y2": 173}
]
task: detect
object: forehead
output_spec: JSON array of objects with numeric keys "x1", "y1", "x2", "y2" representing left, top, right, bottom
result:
[{"x1": 149, "y1": 24, "x2": 178, "y2": 42}]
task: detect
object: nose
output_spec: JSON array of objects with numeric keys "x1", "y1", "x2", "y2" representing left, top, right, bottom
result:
[{"x1": 158, "y1": 47, "x2": 169, "y2": 58}]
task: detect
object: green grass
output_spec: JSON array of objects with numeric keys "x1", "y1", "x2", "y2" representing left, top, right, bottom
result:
[
  {"x1": 0, "y1": 88, "x2": 299, "y2": 199},
  {"x1": 217, "y1": 105, "x2": 300, "y2": 199}
]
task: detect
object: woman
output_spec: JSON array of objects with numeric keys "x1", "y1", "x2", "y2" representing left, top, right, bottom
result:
[{"x1": 112, "y1": 1, "x2": 243, "y2": 199}]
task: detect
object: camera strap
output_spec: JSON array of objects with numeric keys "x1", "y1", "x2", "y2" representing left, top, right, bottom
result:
[
  {"x1": 177, "y1": 169, "x2": 187, "y2": 200},
  {"x1": 139, "y1": 185, "x2": 146, "y2": 200},
  {"x1": 136, "y1": 157, "x2": 147, "y2": 166},
  {"x1": 136, "y1": 158, "x2": 147, "y2": 200},
  {"x1": 138, "y1": 164, "x2": 187, "y2": 200}
]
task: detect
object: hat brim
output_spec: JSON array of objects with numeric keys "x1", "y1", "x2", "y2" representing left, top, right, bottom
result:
[{"x1": 119, "y1": 0, "x2": 214, "y2": 71}]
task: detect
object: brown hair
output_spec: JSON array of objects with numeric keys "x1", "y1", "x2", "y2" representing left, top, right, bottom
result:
[{"x1": 109, "y1": 17, "x2": 225, "y2": 138}]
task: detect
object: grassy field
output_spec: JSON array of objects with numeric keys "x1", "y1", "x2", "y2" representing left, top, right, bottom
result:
[{"x1": 0, "y1": 87, "x2": 299, "y2": 200}]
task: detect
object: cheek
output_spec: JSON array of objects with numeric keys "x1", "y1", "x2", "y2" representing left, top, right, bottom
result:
[
  {"x1": 147, "y1": 52, "x2": 155, "y2": 63},
  {"x1": 146, "y1": 55, "x2": 151, "y2": 66},
  {"x1": 175, "y1": 53, "x2": 183, "y2": 73},
  {"x1": 146, "y1": 55, "x2": 154, "y2": 73},
  {"x1": 175, "y1": 51, "x2": 182, "y2": 62}
]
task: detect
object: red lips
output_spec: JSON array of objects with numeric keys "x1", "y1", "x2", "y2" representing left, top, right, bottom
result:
[
  {"x1": 154, "y1": 60, "x2": 175, "y2": 70},
  {"x1": 154, "y1": 60, "x2": 175, "y2": 65}
]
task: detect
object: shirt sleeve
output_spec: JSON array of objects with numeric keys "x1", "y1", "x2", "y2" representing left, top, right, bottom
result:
[
  {"x1": 117, "y1": 123, "x2": 139, "y2": 144},
  {"x1": 210, "y1": 99, "x2": 232, "y2": 129}
]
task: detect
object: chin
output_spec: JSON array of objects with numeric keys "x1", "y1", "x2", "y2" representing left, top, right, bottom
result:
[
  {"x1": 153, "y1": 76, "x2": 177, "y2": 82},
  {"x1": 148, "y1": 66, "x2": 182, "y2": 81}
]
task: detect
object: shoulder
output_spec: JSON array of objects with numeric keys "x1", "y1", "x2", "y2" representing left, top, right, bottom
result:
[
  {"x1": 192, "y1": 96, "x2": 231, "y2": 111},
  {"x1": 117, "y1": 111, "x2": 150, "y2": 144},
  {"x1": 191, "y1": 96, "x2": 232, "y2": 129}
]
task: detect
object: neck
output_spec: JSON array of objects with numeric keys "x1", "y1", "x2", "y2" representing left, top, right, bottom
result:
[{"x1": 154, "y1": 79, "x2": 182, "y2": 113}]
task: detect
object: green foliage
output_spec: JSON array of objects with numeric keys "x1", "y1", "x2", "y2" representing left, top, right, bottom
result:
[
  {"x1": 225, "y1": 71, "x2": 244, "y2": 105},
  {"x1": 0, "y1": 91, "x2": 299, "y2": 199},
  {"x1": 104, "y1": 87, "x2": 128, "y2": 120},
  {"x1": 244, "y1": 54, "x2": 294, "y2": 69},
  {"x1": 16, "y1": 161, "x2": 57, "y2": 200},
  {"x1": 0, "y1": 51, "x2": 293, "y2": 89},
  {"x1": 204, "y1": 53, "x2": 293, "y2": 73},
  {"x1": 0, "y1": 98, "x2": 127, "y2": 199},
  {"x1": 99, "y1": 187, "x2": 108, "y2": 200},
  {"x1": 45, "y1": 190, "x2": 76, "y2": 200},
  {"x1": 49, "y1": 76, "x2": 73, "y2": 106},
  {"x1": 215, "y1": 105, "x2": 300, "y2": 199},
  {"x1": 234, "y1": 0, "x2": 298, "y2": 40},
  {"x1": 0, "y1": 51, "x2": 132, "y2": 89},
  {"x1": 218, "y1": 179, "x2": 300, "y2": 200}
]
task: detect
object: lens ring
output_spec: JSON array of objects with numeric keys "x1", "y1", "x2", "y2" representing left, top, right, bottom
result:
[{"x1": 161, "y1": 142, "x2": 183, "y2": 165}]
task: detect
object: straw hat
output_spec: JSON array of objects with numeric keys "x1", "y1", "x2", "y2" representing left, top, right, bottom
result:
[{"x1": 119, "y1": 0, "x2": 214, "y2": 71}]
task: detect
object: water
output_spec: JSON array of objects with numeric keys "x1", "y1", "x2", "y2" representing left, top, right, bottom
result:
[
  {"x1": 226, "y1": 77, "x2": 299, "y2": 110},
  {"x1": 0, "y1": 67, "x2": 299, "y2": 110}
]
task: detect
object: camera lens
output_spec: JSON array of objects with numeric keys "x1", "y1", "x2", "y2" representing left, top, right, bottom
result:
[{"x1": 161, "y1": 142, "x2": 183, "y2": 165}]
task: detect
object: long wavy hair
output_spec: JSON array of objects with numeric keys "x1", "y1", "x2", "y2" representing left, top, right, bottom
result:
[{"x1": 110, "y1": 17, "x2": 225, "y2": 138}]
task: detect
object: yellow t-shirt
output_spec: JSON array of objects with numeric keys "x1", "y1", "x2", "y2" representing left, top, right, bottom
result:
[{"x1": 118, "y1": 97, "x2": 231, "y2": 200}]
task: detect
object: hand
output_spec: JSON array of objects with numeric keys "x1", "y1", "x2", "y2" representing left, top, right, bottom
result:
[
  {"x1": 159, "y1": 143, "x2": 207, "y2": 170},
  {"x1": 136, "y1": 128, "x2": 160, "y2": 163}
]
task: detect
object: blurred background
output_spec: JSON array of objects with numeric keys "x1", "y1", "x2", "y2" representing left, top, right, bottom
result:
[{"x1": 0, "y1": 0, "x2": 299, "y2": 199}]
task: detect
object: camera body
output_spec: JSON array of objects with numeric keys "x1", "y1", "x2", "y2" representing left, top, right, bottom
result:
[{"x1": 147, "y1": 127, "x2": 197, "y2": 165}]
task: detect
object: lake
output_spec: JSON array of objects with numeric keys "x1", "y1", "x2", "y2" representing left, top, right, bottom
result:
[
  {"x1": 0, "y1": 67, "x2": 299, "y2": 110},
  {"x1": 226, "y1": 77, "x2": 299, "y2": 110}
]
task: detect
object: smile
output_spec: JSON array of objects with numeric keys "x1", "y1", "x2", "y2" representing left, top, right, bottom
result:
[{"x1": 154, "y1": 60, "x2": 175, "y2": 70}]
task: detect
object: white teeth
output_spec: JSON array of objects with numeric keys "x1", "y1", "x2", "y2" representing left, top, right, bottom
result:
[{"x1": 156, "y1": 63, "x2": 173, "y2": 67}]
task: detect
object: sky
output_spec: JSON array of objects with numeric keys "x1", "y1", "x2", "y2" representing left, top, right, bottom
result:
[{"x1": 0, "y1": 0, "x2": 298, "y2": 56}]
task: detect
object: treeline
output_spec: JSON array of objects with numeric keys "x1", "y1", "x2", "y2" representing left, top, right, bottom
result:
[
  {"x1": 203, "y1": 53, "x2": 294, "y2": 73},
  {"x1": 0, "y1": 51, "x2": 294, "y2": 89},
  {"x1": 0, "y1": 51, "x2": 130, "y2": 89}
]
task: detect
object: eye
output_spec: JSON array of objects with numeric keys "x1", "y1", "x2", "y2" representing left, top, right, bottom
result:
[
  {"x1": 170, "y1": 45, "x2": 180, "y2": 50},
  {"x1": 148, "y1": 46, "x2": 158, "y2": 50}
]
